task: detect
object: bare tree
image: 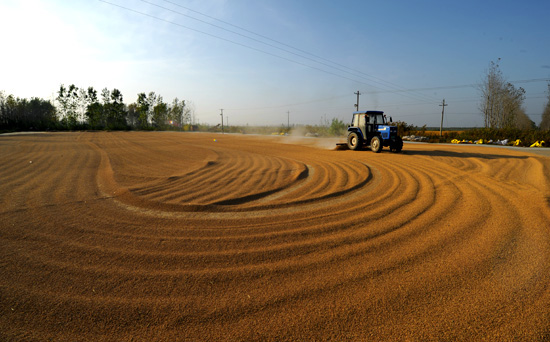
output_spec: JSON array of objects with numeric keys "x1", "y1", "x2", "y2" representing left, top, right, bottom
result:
[
  {"x1": 152, "y1": 95, "x2": 168, "y2": 129},
  {"x1": 514, "y1": 109, "x2": 534, "y2": 130},
  {"x1": 502, "y1": 81, "x2": 527, "y2": 128},
  {"x1": 479, "y1": 59, "x2": 504, "y2": 128},
  {"x1": 169, "y1": 98, "x2": 184, "y2": 128},
  {"x1": 78, "y1": 88, "x2": 89, "y2": 124},
  {"x1": 146, "y1": 91, "x2": 158, "y2": 125},
  {"x1": 127, "y1": 103, "x2": 138, "y2": 128},
  {"x1": 57, "y1": 84, "x2": 80, "y2": 129},
  {"x1": 479, "y1": 59, "x2": 527, "y2": 129}
]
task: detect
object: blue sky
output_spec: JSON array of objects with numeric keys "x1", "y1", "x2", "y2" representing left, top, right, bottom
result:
[{"x1": 1, "y1": 0, "x2": 549, "y2": 127}]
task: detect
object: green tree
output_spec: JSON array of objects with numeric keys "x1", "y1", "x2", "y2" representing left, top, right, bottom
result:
[
  {"x1": 328, "y1": 118, "x2": 346, "y2": 136},
  {"x1": 11, "y1": 97, "x2": 28, "y2": 129},
  {"x1": 0, "y1": 92, "x2": 57, "y2": 130},
  {"x1": 101, "y1": 87, "x2": 111, "y2": 127},
  {"x1": 0, "y1": 92, "x2": 16, "y2": 129},
  {"x1": 169, "y1": 98, "x2": 188, "y2": 129},
  {"x1": 109, "y1": 88, "x2": 127, "y2": 129},
  {"x1": 146, "y1": 92, "x2": 158, "y2": 124},
  {"x1": 0, "y1": 91, "x2": 7, "y2": 128},
  {"x1": 152, "y1": 95, "x2": 168, "y2": 129},
  {"x1": 86, "y1": 87, "x2": 103, "y2": 129},
  {"x1": 390, "y1": 120, "x2": 416, "y2": 136},
  {"x1": 5, "y1": 95, "x2": 21, "y2": 129},
  {"x1": 27, "y1": 97, "x2": 57, "y2": 129},
  {"x1": 136, "y1": 93, "x2": 150, "y2": 129}
]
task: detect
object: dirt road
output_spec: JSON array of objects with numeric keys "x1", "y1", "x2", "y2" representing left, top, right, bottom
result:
[{"x1": 1, "y1": 132, "x2": 550, "y2": 341}]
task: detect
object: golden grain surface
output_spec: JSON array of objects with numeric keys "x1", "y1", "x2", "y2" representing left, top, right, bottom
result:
[{"x1": 1, "y1": 132, "x2": 550, "y2": 341}]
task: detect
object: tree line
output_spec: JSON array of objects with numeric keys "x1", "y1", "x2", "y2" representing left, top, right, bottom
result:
[
  {"x1": 2, "y1": 65, "x2": 550, "y2": 133},
  {"x1": 479, "y1": 59, "x2": 549, "y2": 130},
  {"x1": 0, "y1": 94, "x2": 56, "y2": 131},
  {"x1": 0, "y1": 84, "x2": 193, "y2": 131}
]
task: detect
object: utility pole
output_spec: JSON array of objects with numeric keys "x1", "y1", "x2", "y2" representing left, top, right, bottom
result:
[
  {"x1": 354, "y1": 91, "x2": 361, "y2": 112},
  {"x1": 287, "y1": 110, "x2": 290, "y2": 130},
  {"x1": 439, "y1": 99, "x2": 447, "y2": 137},
  {"x1": 220, "y1": 109, "x2": 224, "y2": 134}
]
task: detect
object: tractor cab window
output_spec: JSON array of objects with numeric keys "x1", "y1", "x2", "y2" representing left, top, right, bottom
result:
[
  {"x1": 373, "y1": 114, "x2": 385, "y2": 125},
  {"x1": 365, "y1": 115, "x2": 374, "y2": 132},
  {"x1": 352, "y1": 114, "x2": 359, "y2": 127},
  {"x1": 352, "y1": 114, "x2": 367, "y2": 127}
]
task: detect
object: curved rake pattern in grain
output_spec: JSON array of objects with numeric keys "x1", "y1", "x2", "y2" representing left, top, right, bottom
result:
[{"x1": 1, "y1": 132, "x2": 550, "y2": 341}]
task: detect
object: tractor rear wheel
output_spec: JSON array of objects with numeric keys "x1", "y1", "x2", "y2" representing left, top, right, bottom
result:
[
  {"x1": 393, "y1": 137, "x2": 403, "y2": 153},
  {"x1": 370, "y1": 136, "x2": 382, "y2": 153},
  {"x1": 347, "y1": 132, "x2": 363, "y2": 150}
]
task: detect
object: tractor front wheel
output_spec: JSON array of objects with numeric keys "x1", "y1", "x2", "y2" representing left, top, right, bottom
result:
[
  {"x1": 370, "y1": 136, "x2": 382, "y2": 153},
  {"x1": 347, "y1": 132, "x2": 363, "y2": 150}
]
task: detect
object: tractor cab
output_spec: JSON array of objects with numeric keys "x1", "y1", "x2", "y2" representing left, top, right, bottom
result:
[{"x1": 351, "y1": 111, "x2": 388, "y2": 136}]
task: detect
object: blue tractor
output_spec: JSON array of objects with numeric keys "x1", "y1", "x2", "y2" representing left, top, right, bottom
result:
[{"x1": 345, "y1": 111, "x2": 403, "y2": 152}]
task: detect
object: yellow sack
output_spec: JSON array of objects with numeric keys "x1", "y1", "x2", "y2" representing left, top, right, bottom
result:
[{"x1": 513, "y1": 139, "x2": 521, "y2": 146}]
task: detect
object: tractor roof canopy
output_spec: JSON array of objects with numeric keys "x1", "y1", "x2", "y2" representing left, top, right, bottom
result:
[{"x1": 353, "y1": 111, "x2": 384, "y2": 115}]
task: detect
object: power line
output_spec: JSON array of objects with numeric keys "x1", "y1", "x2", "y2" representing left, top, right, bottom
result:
[
  {"x1": 98, "y1": 1, "x2": 383, "y2": 87},
  {"x1": 226, "y1": 94, "x2": 351, "y2": 111},
  {"x1": 225, "y1": 90, "x2": 547, "y2": 114},
  {"x1": 359, "y1": 78, "x2": 549, "y2": 95},
  {"x1": 154, "y1": 0, "x2": 440, "y2": 103},
  {"x1": 98, "y1": 1, "x2": 549, "y2": 117},
  {"x1": 100, "y1": 0, "x2": 438, "y2": 104}
]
